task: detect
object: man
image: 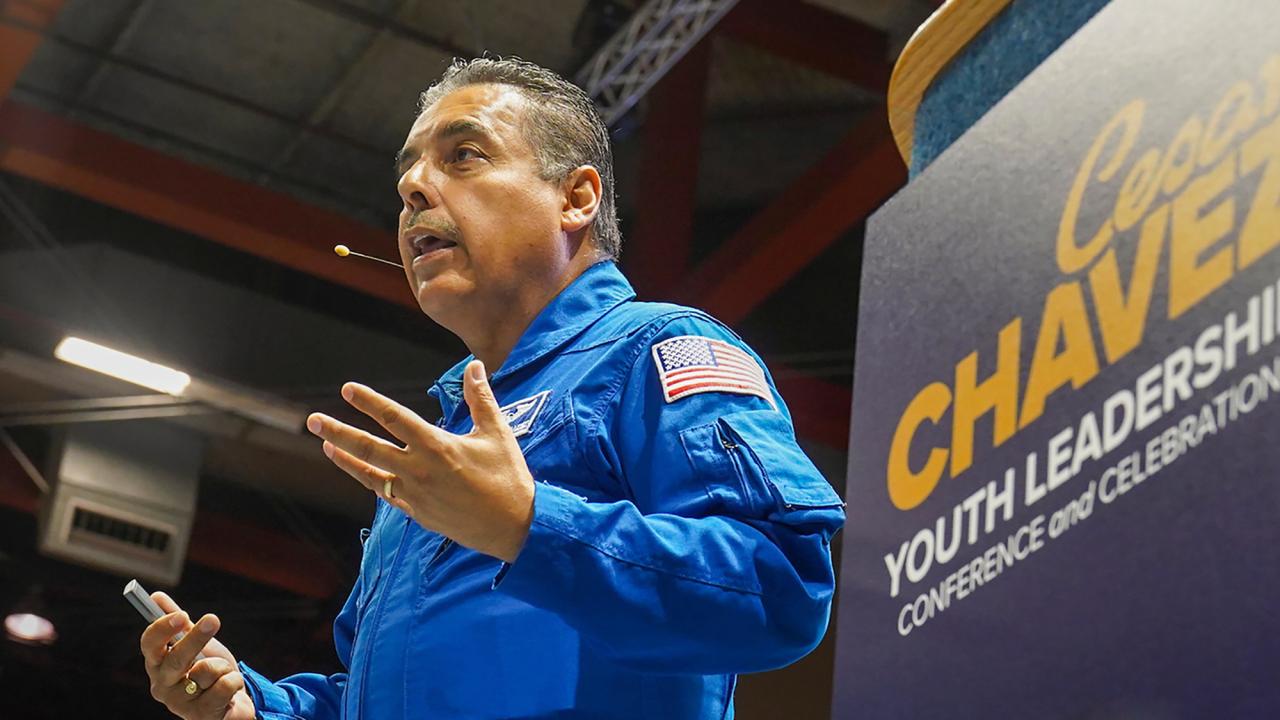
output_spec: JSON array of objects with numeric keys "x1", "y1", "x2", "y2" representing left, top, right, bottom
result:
[{"x1": 139, "y1": 57, "x2": 845, "y2": 719}]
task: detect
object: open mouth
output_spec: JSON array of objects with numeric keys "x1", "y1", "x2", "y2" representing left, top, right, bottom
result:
[{"x1": 410, "y1": 234, "x2": 458, "y2": 261}]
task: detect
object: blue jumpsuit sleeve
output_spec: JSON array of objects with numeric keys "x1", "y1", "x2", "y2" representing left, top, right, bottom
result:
[
  {"x1": 236, "y1": 553, "x2": 359, "y2": 719},
  {"x1": 493, "y1": 313, "x2": 846, "y2": 675}
]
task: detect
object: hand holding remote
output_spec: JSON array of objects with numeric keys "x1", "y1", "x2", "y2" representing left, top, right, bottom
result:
[{"x1": 137, "y1": 590, "x2": 255, "y2": 720}]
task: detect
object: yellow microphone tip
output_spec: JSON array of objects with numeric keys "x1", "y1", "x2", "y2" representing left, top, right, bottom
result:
[{"x1": 334, "y1": 244, "x2": 350, "y2": 257}]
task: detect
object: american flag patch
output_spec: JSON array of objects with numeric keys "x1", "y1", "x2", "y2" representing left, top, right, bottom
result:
[{"x1": 651, "y1": 335, "x2": 776, "y2": 407}]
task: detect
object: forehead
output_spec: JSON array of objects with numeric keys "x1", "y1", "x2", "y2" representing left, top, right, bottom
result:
[{"x1": 404, "y1": 83, "x2": 531, "y2": 150}]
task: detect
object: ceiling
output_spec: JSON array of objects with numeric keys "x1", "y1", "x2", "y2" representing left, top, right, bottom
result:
[{"x1": 0, "y1": 0, "x2": 935, "y2": 717}]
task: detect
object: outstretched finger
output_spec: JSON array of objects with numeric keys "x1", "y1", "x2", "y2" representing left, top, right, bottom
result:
[
  {"x1": 324, "y1": 440, "x2": 417, "y2": 515},
  {"x1": 323, "y1": 439, "x2": 397, "y2": 493},
  {"x1": 339, "y1": 382, "x2": 448, "y2": 450},
  {"x1": 307, "y1": 412, "x2": 410, "y2": 477}
]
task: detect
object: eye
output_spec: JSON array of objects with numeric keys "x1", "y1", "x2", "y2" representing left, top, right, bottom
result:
[{"x1": 451, "y1": 145, "x2": 483, "y2": 163}]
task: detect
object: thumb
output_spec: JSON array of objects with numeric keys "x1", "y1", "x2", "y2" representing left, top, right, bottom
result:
[{"x1": 463, "y1": 360, "x2": 503, "y2": 433}]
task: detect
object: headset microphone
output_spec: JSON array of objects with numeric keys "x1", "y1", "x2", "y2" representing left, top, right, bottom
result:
[{"x1": 334, "y1": 244, "x2": 403, "y2": 268}]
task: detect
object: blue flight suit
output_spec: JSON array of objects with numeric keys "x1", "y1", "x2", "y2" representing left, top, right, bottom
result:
[{"x1": 238, "y1": 260, "x2": 846, "y2": 719}]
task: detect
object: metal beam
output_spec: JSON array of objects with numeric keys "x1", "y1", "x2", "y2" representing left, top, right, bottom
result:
[
  {"x1": 0, "y1": 395, "x2": 193, "y2": 413},
  {"x1": 658, "y1": 109, "x2": 904, "y2": 450},
  {"x1": 0, "y1": 403, "x2": 215, "y2": 426},
  {"x1": 627, "y1": 37, "x2": 711, "y2": 297},
  {"x1": 675, "y1": 108, "x2": 904, "y2": 326},
  {"x1": 578, "y1": 0, "x2": 740, "y2": 126},
  {"x1": 0, "y1": 395, "x2": 213, "y2": 429},
  {"x1": 0, "y1": 0, "x2": 63, "y2": 98},
  {"x1": 773, "y1": 373, "x2": 851, "y2": 450},
  {"x1": 0, "y1": 100, "x2": 413, "y2": 310},
  {"x1": 0, "y1": 427, "x2": 47, "y2": 495},
  {"x1": 719, "y1": 0, "x2": 891, "y2": 91},
  {"x1": 0, "y1": 434, "x2": 40, "y2": 513},
  {"x1": 187, "y1": 510, "x2": 344, "y2": 599}
]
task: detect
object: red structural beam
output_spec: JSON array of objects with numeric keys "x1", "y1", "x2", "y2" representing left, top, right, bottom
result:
[
  {"x1": 627, "y1": 38, "x2": 711, "y2": 298},
  {"x1": 0, "y1": 0, "x2": 64, "y2": 99},
  {"x1": 0, "y1": 439, "x2": 39, "y2": 514},
  {"x1": 719, "y1": 0, "x2": 891, "y2": 91},
  {"x1": 675, "y1": 109, "x2": 904, "y2": 327},
  {"x1": 0, "y1": 100, "x2": 411, "y2": 310},
  {"x1": 775, "y1": 373, "x2": 851, "y2": 450},
  {"x1": 665, "y1": 111, "x2": 904, "y2": 451},
  {"x1": 188, "y1": 511, "x2": 342, "y2": 599}
]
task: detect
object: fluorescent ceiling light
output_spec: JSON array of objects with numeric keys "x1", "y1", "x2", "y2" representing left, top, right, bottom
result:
[{"x1": 54, "y1": 337, "x2": 191, "y2": 395}]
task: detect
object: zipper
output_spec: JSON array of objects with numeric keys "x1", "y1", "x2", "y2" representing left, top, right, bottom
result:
[
  {"x1": 716, "y1": 420, "x2": 777, "y2": 508},
  {"x1": 356, "y1": 516, "x2": 411, "y2": 717},
  {"x1": 715, "y1": 419, "x2": 803, "y2": 511},
  {"x1": 352, "y1": 528, "x2": 376, "y2": 640}
]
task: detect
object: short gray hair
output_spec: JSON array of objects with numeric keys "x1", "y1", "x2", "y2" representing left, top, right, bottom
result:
[{"x1": 417, "y1": 57, "x2": 622, "y2": 259}]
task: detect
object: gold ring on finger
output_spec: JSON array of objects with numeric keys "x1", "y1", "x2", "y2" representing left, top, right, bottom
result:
[
  {"x1": 184, "y1": 677, "x2": 200, "y2": 696},
  {"x1": 383, "y1": 477, "x2": 395, "y2": 499}
]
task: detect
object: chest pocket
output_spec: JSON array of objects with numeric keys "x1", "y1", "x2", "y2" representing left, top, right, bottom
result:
[{"x1": 516, "y1": 395, "x2": 605, "y2": 501}]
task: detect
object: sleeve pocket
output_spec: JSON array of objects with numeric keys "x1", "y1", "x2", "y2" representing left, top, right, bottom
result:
[{"x1": 717, "y1": 409, "x2": 845, "y2": 511}]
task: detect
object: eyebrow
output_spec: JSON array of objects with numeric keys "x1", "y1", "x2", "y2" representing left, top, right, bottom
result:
[{"x1": 394, "y1": 119, "x2": 493, "y2": 179}]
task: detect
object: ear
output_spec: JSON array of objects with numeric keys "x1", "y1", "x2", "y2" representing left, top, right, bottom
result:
[{"x1": 560, "y1": 165, "x2": 602, "y2": 234}]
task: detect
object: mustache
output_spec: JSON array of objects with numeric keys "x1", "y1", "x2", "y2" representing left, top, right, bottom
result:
[{"x1": 402, "y1": 212, "x2": 460, "y2": 241}]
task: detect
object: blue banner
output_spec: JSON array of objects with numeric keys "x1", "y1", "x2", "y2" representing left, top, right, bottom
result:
[{"x1": 835, "y1": 1, "x2": 1280, "y2": 717}]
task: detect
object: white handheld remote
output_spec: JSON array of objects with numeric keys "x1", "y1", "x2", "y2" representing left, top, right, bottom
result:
[{"x1": 123, "y1": 579, "x2": 207, "y2": 660}]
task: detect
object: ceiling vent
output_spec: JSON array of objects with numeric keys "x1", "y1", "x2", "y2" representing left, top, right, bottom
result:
[{"x1": 37, "y1": 420, "x2": 202, "y2": 585}]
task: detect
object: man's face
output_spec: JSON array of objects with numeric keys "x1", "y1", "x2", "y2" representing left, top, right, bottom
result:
[{"x1": 395, "y1": 83, "x2": 569, "y2": 325}]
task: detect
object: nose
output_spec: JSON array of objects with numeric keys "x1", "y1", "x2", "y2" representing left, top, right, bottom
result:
[{"x1": 397, "y1": 161, "x2": 439, "y2": 213}]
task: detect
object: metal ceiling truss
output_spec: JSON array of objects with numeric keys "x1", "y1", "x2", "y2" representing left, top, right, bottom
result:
[
  {"x1": 577, "y1": 0, "x2": 739, "y2": 127},
  {"x1": 0, "y1": 395, "x2": 213, "y2": 427}
]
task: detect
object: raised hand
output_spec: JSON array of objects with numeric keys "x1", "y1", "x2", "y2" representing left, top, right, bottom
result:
[{"x1": 306, "y1": 359, "x2": 536, "y2": 563}]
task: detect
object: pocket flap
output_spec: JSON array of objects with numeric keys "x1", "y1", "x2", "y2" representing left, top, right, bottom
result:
[{"x1": 718, "y1": 410, "x2": 845, "y2": 509}]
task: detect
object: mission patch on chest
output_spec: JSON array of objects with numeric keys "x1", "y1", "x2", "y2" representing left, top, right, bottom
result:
[{"x1": 498, "y1": 390, "x2": 552, "y2": 437}]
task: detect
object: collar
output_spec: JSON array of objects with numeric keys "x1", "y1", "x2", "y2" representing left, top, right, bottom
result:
[{"x1": 428, "y1": 260, "x2": 635, "y2": 419}]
